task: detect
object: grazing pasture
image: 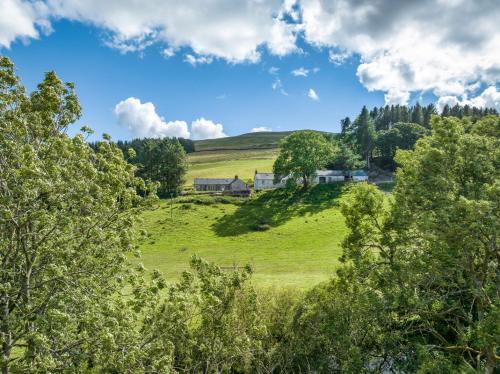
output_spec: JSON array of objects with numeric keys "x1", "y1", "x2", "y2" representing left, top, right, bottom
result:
[{"x1": 138, "y1": 185, "x2": 348, "y2": 288}]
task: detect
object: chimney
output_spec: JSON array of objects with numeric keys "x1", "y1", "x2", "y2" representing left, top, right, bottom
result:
[{"x1": 234, "y1": 175, "x2": 238, "y2": 180}]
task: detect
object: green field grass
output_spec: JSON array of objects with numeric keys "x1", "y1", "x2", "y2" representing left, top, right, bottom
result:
[
  {"x1": 137, "y1": 185, "x2": 349, "y2": 288},
  {"x1": 185, "y1": 149, "x2": 278, "y2": 185}
]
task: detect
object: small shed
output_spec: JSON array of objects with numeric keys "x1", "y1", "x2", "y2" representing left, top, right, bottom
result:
[
  {"x1": 194, "y1": 176, "x2": 248, "y2": 192},
  {"x1": 350, "y1": 170, "x2": 369, "y2": 182}
]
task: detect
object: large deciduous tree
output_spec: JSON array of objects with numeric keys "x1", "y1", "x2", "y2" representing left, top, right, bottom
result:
[
  {"x1": 273, "y1": 130, "x2": 335, "y2": 188},
  {"x1": 349, "y1": 116, "x2": 499, "y2": 371},
  {"x1": 289, "y1": 115, "x2": 499, "y2": 372},
  {"x1": 0, "y1": 57, "x2": 159, "y2": 373}
]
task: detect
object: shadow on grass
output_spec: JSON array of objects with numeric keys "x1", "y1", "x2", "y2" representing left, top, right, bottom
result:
[{"x1": 212, "y1": 183, "x2": 347, "y2": 237}]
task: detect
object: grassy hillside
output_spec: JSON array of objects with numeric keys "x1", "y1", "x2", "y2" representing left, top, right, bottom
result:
[
  {"x1": 137, "y1": 185, "x2": 348, "y2": 288},
  {"x1": 194, "y1": 131, "x2": 293, "y2": 151},
  {"x1": 186, "y1": 148, "x2": 278, "y2": 186}
]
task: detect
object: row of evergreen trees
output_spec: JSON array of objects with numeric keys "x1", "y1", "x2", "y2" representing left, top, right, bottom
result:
[{"x1": 341, "y1": 103, "x2": 497, "y2": 170}]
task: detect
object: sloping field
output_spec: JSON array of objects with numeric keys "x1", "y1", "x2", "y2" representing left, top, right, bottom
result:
[
  {"x1": 138, "y1": 185, "x2": 348, "y2": 288},
  {"x1": 185, "y1": 149, "x2": 278, "y2": 186}
]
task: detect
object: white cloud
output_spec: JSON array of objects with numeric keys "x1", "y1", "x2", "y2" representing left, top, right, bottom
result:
[
  {"x1": 114, "y1": 97, "x2": 190, "y2": 138},
  {"x1": 115, "y1": 98, "x2": 228, "y2": 139},
  {"x1": 384, "y1": 89, "x2": 410, "y2": 106},
  {"x1": 190, "y1": 118, "x2": 226, "y2": 140},
  {"x1": 436, "y1": 96, "x2": 460, "y2": 113},
  {"x1": 268, "y1": 66, "x2": 280, "y2": 75},
  {"x1": 272, "y1": 77, "x2": 288, "y2": 96},
  {"x1": 307, "y1": 88, "x2": 319, "y2": 100},
  {"x1": 328, "y1": 50, "x2": 350, "y2": 66},
  {"x1": 3, "y1": 0, "x2": 499, "y2": 108},
  {"x1": 292, "y1": 67, "x2": 309, "y2": 77},
  {"x1": 184, "y1": 54, "x2": 213, "y2": 66},
  {"x1": 0, "y1": 0, "x2": 50, "y2": 48},
  {"x1": 251, "y1": 126, "x2": 272, "y2": 132},
  {"x1": 437, "y1": 86, "x2": 500, "y2": 112},
  {"x1": 161, "y1": 46, "x2": 175, "y2": 58},
  {"x1": 300, "y1": 0, "x2": 500, "y2": 105},
  {"x1": 4, "y1": 0, "x2": 298, "y2": 63}
]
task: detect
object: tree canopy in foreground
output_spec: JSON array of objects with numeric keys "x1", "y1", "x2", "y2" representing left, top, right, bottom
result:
[{"x1": 1, "y1": 55, "x2": 498, "y2": 373}]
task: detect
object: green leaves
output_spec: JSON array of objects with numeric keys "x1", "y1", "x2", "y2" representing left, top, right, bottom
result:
[{"x1": 273, "y1": 130, "x2": 335, "y2": 187}]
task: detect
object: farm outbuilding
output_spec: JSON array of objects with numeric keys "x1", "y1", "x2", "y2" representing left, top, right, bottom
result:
[
  {"x1": 194, "y1": 176, "x2": 248, "y2": 192},
  {"x1": 313, "y1": 170, "x2": 345, "y2": 184},
  {"x1": 349, "y1": 170, "x2": 369, "y2": 181}
]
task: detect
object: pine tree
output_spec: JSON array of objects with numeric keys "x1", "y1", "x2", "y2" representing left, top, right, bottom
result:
[
  {"x1": 353, "y1": 106, "x2": 377, "y2": 169},
  {"x1": 411, "y1": 103, "x2": 424, "y2": 125}
]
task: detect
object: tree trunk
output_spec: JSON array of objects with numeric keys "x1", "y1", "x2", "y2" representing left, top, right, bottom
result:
[
  {"x1": 302, "y1": 174, "x2": 308, "y2": 189},
  {"x1": 1, "y1": 292, "x2": 11, "y2": 374},
  {"x1": 485, "y1": 345, "x2": 497, "y2": 374}
]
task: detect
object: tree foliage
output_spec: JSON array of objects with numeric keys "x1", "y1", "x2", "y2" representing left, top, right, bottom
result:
[
  {"x1": 0, "y1": 56, "x2": 159, "y2": 372},
  {"x1": 291, "y1": 115, "x2": 499, "y2": 372},
  {"x1": 273, "y1": 130, "x2": 335, "y2": 187}
]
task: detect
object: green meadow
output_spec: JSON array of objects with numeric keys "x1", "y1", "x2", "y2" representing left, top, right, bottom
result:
[{"x1": 138, "y1": 185, "x2": 349, "y2": 288}]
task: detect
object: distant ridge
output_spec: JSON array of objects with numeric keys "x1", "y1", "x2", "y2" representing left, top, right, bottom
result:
[
  {"x1": 193, "y1": 131, "x2": 294, "y2": 151},
  {"x1": 194, "y1": 130, "x2": 332, "y2": 152}
]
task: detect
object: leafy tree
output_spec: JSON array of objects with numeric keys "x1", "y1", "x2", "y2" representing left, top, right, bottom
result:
[
  {"x1": 0, "y1": 57, "x2": 164, "y2": 372},
  {"x1": 376, "y1": 122, "x2": 428, "y2": 169},
  {"x1": 273, "y1": 131, "x2": 335, "y2": 188},
  {"x1": 327, "y1": 141, "x2": 365, "y2": 171},
  {"x1": 340, "y1": 116, "x2": 498, "y2": 371}
]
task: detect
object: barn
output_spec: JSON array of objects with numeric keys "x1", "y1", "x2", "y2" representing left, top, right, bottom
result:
[{"x1": 194, "y1": 176, "x2": 248, "y2": 192}]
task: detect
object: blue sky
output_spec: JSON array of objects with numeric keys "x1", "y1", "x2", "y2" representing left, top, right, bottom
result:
[
  {"x1": 3, "y1": 20, "x2": 384, "y2": 140},
  {"x1": 1, "y1": 0, "x2": 498, "y2": 140}
]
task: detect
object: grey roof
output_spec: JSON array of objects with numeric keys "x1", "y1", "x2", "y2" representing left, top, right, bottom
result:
[
  {"x1": 316, "y1": 170, "x2": 344, "y2": 176},
  {"x1": 351, "y1": 170, "x2": 368, "y2": 176},
  {"x1": 194, "y1": 178, "x2": 236, "y2": 185},
  {"x1": 255, "y1": 173, "x2": 275, "y2": 180}
]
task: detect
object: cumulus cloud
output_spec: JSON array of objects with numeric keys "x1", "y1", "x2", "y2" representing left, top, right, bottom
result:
[
  {"x1": 437, "y1": 86, "x2": 500, "y2": 113},
  {"x1": 114, "y1": 98, "x2": 228, "y2": 139},
  {"x1": 3, "y1": 0, "x2": 499, "y2": 108},
  {"x1": 300, "y1": 0, "x2": 500, "y2": 105},
  {"x1": 291, "y1": 67, "x2": 309, "y2": 77},
  {"x1": 0, "y1": 0, "x2": 50, "y2": 48},
  {"x1": 190, "y1": 118, "x2": 226, "y2": 140},
  {"x1": 307, "y1": 88, "x2": 319, "y2": 100},
  {"x1": 384, "y1": 89, "x2": 410, "y2": 106},
  {"x1": 3, "y1": 0, "x2": 299, "y2": 63},
  {"x1": 114, "y1": 97, "x2": 190, "y2": 138},
  {"x1": 251, "y1": 126, "x2": 272, "y2": 132}
]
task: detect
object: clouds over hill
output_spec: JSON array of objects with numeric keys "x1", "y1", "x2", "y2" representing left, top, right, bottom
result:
[{"x1": 114, "y1": 97, "x2": 226, "y2": 140}]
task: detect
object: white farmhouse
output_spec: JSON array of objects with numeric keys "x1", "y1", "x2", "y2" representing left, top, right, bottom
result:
[
  {"x1": 254, "y1": 173, "x2": 284, "y2": 191},
  {"x1": 254, "y1": 169, "x2": 369, "y2": 190}
]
